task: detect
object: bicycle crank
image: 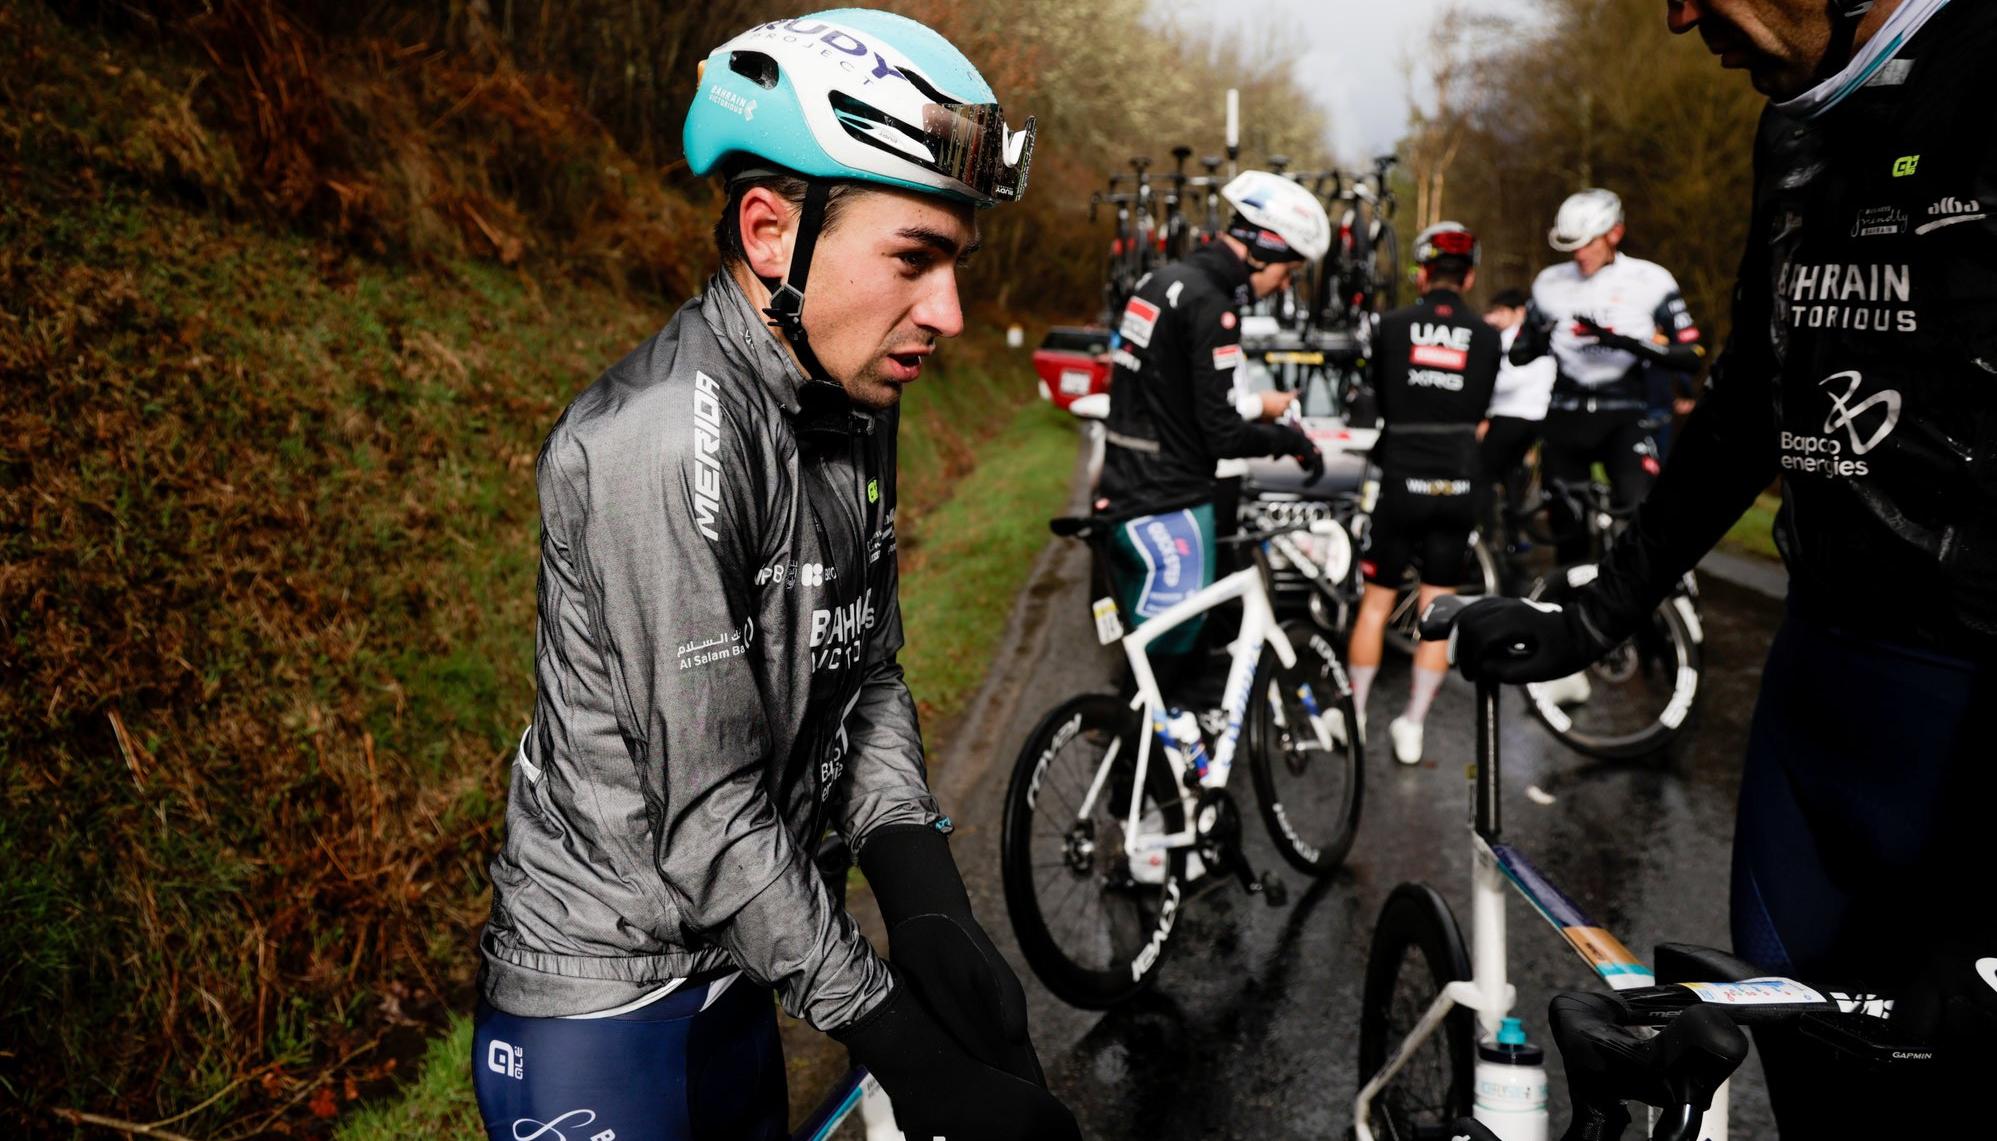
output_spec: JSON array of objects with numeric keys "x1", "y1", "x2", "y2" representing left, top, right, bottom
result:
[{"x1": 1193, "y1": 788, "x2": 1289, "y2": 907}]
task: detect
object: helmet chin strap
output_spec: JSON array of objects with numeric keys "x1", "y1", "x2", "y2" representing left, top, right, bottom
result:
[
  {"x1": 1818, "y1": 1, "x2": 1877, "y2": 81},
  {"x1": 760, "y1": 180, "x2": 835, "y2": 385}
]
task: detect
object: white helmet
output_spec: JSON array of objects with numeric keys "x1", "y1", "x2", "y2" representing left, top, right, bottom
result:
[
  {"x1": 1548, "y1": 188, "x2": 1624, "y2": 252},
  {"x1": 1220, "y1": 170, "x2": 1332, "y2": 263}
]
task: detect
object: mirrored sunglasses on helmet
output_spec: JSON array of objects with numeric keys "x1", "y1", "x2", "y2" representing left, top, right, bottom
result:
[{"x1": 832, "y1": 93, "x2": 1036, "y2": 204}]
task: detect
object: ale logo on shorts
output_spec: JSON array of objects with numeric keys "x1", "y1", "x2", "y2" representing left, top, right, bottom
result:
[{"x1": 487, "y1": 1039, "x2": 524, "y2": 1080}]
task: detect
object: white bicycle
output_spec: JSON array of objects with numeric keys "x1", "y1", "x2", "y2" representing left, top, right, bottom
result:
[
  {"x1": 1001, "y1": 516, "x2": 1365, "y2": 1008},
  {"x1": 1352, "y1": 595, "x2": 1731, "y2": 1141}
]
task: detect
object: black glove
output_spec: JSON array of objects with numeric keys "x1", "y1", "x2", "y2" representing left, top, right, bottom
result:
[
  {"x1": 1273, "y1": 423, "x2": 1325, "y2": 486},
  {"x1": 860, "y1": 824, "x2": 1044, "y2": 1085},
  {"x1": 833, "y1": 977, "x2": 1082, "y2": 1141},
  {"x1": 1448, "y1": 595, "x2": 1616, "y2": 683},
  {"x1": 1891, "y1": 942, "x2": 1997, "y2": 1054},
  {"x1": 1574, "y1": 315, "x2": 1648, "y2": 356}
]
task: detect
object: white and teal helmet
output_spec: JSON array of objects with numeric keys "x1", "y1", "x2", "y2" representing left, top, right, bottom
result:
[{"x1": 684, "y1": 10, "x2": 1035, "y2": 207}]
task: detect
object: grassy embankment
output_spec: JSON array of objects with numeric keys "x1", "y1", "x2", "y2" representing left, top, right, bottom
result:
[{"x1": 4, "y1": 128, "x2": 1075, "y2": 1141}]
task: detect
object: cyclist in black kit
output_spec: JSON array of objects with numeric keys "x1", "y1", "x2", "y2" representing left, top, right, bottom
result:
[
  {"x1": 1097, "y1": 169, "x2": 1329, "y2": 701},
  {"x1": 1453, "y1": 1, "x2": 1997, "y2": 1133},
  {"x1": 1348, "y1": 223, "x2": 1501, "y2": 765}
]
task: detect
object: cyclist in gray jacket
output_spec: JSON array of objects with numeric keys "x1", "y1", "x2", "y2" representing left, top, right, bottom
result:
[{"x1": 473, "y1": 11, "x2": 1076, "y2": 1140}]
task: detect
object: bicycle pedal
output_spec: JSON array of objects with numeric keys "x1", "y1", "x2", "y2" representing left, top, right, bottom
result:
[{"x1": 1258, "y1": 873, "x2": 1289, "y2": 907}]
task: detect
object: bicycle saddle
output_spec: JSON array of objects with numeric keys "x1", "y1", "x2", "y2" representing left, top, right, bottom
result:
[
  {"x1": 1416, "y1": 594, "x2": 1476, "y2": 642},
  {"x1": 1049, "y1": 515, "x2": 1111, "y2": 541}
]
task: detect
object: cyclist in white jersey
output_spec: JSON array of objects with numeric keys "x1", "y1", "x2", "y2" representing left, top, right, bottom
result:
[{"x1": 1510, "y1": 190, "x2": 1706, "y2": 562}]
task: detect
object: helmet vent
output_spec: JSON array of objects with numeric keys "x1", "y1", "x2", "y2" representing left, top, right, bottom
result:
[{"x1": 729, "y1": 51, "x2": 781, "y2": 90}]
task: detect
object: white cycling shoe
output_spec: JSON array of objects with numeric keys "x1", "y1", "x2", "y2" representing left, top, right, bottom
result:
[
  {"x1": 1389, "y1": 715, "x2": 1424, "y2": 766},
  {"x1": 1538, "y1": 671, "x2": 1594, "y2": 706}
]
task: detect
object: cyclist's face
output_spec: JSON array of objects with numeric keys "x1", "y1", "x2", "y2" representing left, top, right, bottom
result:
[
  {"x1": 800, "y1": 189, "x2": 977, "y2": 410},
  {"x1": 1666, "y1": 0, "x2": 1833, "y2": 98},
  {"x1": 1485, "y1": 305, "x2": 1523, "y2": 331},
  {"x1": 1571, "y1": 226, "x2": 1622, "y2": 277},
  {"x1": 1248, "y1": 258, "x2": 1295, "y2": 300}
]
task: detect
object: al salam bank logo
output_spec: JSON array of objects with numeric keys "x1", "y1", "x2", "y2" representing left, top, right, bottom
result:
[{"x1": 1917, "y1": 196, "x2": 1986, "y2": 236}]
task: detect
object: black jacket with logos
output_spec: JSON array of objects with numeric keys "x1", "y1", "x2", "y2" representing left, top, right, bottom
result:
[
  {"x1": 1097, "y1": 243, "x2": 1306, "y2": 514},
  {"x1": 1367, "y1": 288, "x2": 1502, "y2": 484},
  {"x1": 1589, "y1": 0, "x2": 1997, "y2": 659}
]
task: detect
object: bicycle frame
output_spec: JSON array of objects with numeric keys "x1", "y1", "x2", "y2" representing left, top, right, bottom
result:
[
  {"x1": 791, "y1": 1066, "x2": 878, "y2": 1140},
  {"x1": 1066, "y1": 559, "x2": 1319, "y2": 860},
  {"x1": 1351, "y1": 683, "x2": 1730, "y2": 1141}
]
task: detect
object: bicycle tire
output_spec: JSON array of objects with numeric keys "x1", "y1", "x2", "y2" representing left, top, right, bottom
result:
[
  {"x1": 1522, "y1": 566, "x2": 1702, "y2": 761},
  {"x1": 1357, "y1": 883, "x2": 1476, "y2": 1141},
  {"x1": 1247, "y1": 621, "x2": 1365, "y2": 876},
  {"x1": 1371, "y1": 222, "x2": 1401, "y2": 313},
  {"x1": 1000, "y1": 693, "x2": 1189, "y2": 1009}
]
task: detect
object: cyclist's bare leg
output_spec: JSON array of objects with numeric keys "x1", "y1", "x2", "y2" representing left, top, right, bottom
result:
[
  {"x1": 1411, "y1": 584, "x2": 1455, "y2": 678},
  {"x1": 1346, "y1": 582, "x2": 1400, "y2": 713},
  {"x1": 1400, "y1": 583, "x2": 1457, "y2": 738}
]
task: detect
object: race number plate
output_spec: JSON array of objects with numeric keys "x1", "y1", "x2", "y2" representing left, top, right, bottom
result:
[{"x1": 1092, "y1": 597, "x2": 1124, "y2": 645}]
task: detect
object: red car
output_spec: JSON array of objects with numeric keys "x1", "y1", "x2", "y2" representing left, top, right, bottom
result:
[{"x1": 1032, "y1": 326, "x2": 1112, "y2": 412}]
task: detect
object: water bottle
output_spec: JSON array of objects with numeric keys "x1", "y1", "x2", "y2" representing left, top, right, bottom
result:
[{"x1": 1473, "y1": 1017, "x2": 1548, "y2": 1141}]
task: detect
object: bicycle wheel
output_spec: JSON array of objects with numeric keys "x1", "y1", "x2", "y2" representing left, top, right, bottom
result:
[
  {"x1": 1357, "y1": 883, "x2": 1475, "y2": 1141},
  {"x1": 1522, "y1": 565, "x2": 1702, "y2": 760},
  {"x1": 1001, "y1": 693, "x2": 1189, "y2": 1009},
  {"x1": 1248, "y1": 621, "x2": 1364, "y2": 876},
  {"x1": 1370, "y1": 221, "x2": 1401, "y2": 313}
]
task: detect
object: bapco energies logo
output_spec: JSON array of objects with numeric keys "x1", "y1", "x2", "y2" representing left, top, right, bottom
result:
[
  {"x1": 1780, "y1": 370, "x2": 1901, "y2": 479},
  {"x1": 1820, "y1": 370, "x2": 1901, "y2": 457}
]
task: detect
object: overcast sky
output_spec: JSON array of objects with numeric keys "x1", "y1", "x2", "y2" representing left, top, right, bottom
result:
[{"x1": 1159, "y1": 0, "x2": 1536, "y2": 162}]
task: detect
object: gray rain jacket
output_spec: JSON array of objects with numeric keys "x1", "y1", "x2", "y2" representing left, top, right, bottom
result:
[{"x1": 478, "y1": 271, "x2": 940, "y2": 1031}]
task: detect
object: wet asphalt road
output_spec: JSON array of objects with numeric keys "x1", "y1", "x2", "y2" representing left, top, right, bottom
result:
[{"x1": 933, "y1": 448, "x2": 1789, "y2": 1139}]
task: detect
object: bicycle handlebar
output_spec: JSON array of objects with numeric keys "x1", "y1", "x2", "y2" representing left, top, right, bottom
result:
[{"x1": 1551, "y1": 992, "x2": 1747, "y2": 1141}]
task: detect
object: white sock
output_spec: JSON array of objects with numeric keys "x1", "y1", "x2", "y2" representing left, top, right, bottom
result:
[
  {"x1": 1350, "y1": 664, "x2": 1378, "y2": 716},
  {"x1": 1405, "y1": 667, "x2": 1446, "y2": 725}
]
